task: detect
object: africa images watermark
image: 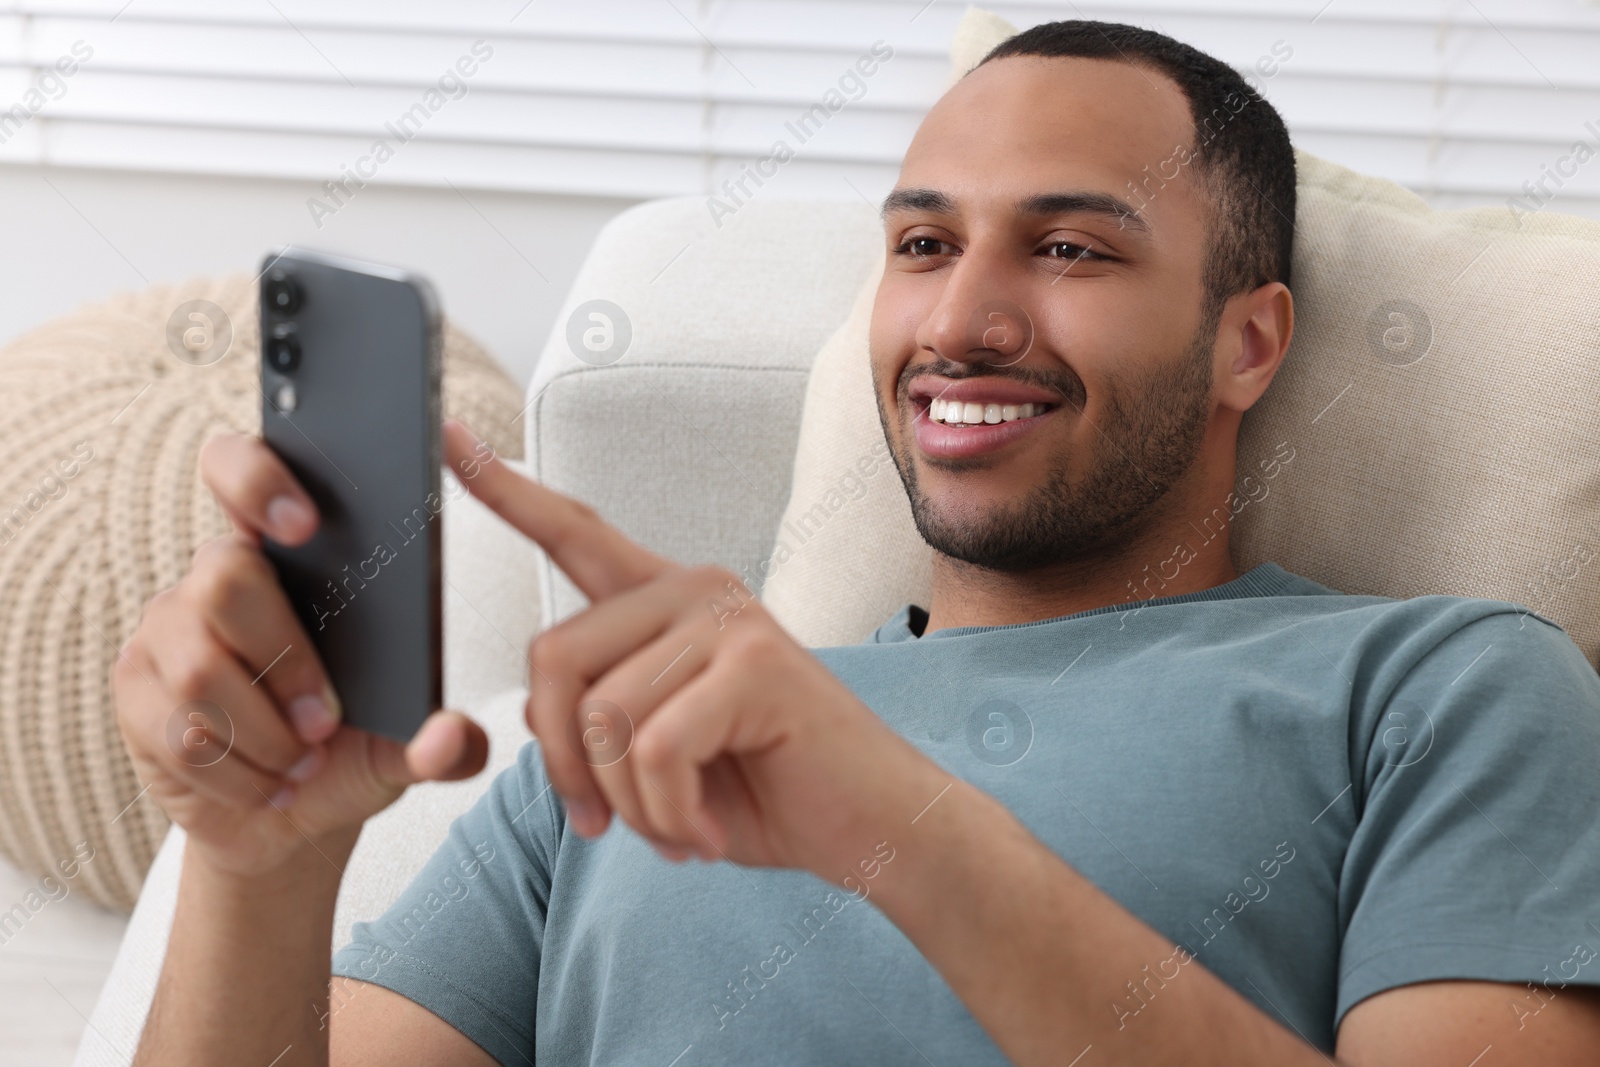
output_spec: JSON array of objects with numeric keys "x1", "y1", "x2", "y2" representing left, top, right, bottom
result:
[
  {"x1": 0, "y1": 840, "x2": 97, "y2": 949},
  {"x1": 320, "y1": 839, "x2": 499, "y2": 1031},
  {"x1": 1110, "y1": 839, "x2": 1297, "y2": 1031},
  {"x1": 705, "y1": 40, "x2": 895, "y2": 228},
  {"x1": 306, "y1": 40, "x2": 496, "y2": 229},
  {"x1": 0, "y1": 440, "x2": 96, "y2": 548},
  {"x1": 0, "y1": 40, "x2": 94, "y2": 146},
  {"x1": 735, "y1": 435, "x2": 898, "y2": 596},
  {"x1": 308, "y1": 438, "x2": 496, "y2": 632},
  {"x1": 1515, "y1": 541, "x2": 1593, "y2": 631},
  {"x1": 1507, "y1": 926, "x2": 1600, "y2": 1033},
  {"x1": 1505, "y1": 114, "x2": 1600, "y2": 228},
  {"x1": 708, "y1": 840, "x2": 898, "y2": 1031},
  {"x1": 1115, "y1": 439, "x2": 1296, "y2": 615},
  {"x1": 1121, "y1": 39, "x2": 1293, "y2": 221}
]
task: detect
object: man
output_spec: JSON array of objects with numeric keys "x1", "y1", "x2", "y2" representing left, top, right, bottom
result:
[{"x1": 115, "y1": 19, "x2": 1600, "y2": 1067}]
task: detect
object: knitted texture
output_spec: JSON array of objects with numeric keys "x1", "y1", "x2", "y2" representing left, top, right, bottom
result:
[{"x1": 0, "y1": 273, "x2": 523, "y2": 913}]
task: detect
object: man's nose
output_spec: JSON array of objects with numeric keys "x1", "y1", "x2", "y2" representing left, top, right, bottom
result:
[{"x1": 917, "y1": 264, "x2": 1035, "y2": 369}]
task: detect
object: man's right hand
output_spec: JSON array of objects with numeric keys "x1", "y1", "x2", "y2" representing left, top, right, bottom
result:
[{"x1": 112, "y1": 432, "x2": 489, "y2": 880}]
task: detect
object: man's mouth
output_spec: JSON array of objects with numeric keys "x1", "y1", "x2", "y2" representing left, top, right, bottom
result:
[{"x1": 906, "y1": 376, "x2": 1064, "y2": 460}]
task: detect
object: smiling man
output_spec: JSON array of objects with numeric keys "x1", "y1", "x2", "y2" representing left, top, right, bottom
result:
[{"x1": 117, "y1": 19, "x2": 1600, "y2": 1067}]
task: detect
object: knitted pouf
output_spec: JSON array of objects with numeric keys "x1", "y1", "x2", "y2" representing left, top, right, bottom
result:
[{"x1": 0, "y1": 273, "x2": 525, "y2": 912}]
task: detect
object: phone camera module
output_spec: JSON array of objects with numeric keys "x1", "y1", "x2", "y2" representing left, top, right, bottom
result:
[
  {"x1": 264, "y1": 269, "x2": 303, "y2": 314},
  {"x1": 267, "y1": 322, "x2": 301, "y2": 373}
]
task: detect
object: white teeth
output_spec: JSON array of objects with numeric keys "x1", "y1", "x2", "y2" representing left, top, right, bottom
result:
[{"x1": 926, "y1": 399, "x2": 1045, "y2": 425}]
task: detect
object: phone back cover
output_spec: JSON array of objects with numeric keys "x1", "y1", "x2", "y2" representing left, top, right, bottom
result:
[{"x1": 259, "y1": 249, "x2": 441, "y2": 744}]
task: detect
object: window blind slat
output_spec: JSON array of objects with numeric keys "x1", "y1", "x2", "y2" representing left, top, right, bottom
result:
[{"x1": 0, "y1": 1, "x2": 1592, "y2": 218}]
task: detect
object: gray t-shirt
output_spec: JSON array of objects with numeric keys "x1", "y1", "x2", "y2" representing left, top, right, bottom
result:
[{"x1": 330, "y1": 563, "x2": 1600, "y2": 1063}]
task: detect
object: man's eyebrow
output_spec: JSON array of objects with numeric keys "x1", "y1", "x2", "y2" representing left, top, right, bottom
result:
[
  {"x1": 880, "y1": 187, "x2": 955, "y2": 218},
  {"x1": 1017, "y1": 191, "x2": 1151, "y2": 236},
  {"x1": 879, "y1": 186, "x2": 1151, "y2": 236}
]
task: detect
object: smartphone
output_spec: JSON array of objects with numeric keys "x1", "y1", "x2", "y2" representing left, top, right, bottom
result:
[{"x1": 258, "y1": 248, "x2": 442, "y2": 745}]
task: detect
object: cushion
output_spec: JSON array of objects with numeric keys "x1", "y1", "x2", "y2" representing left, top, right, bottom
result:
[
  {"x1": 0, "y1": 273, "x2": 525, "y2": 912},
  {"x1": 760, "y1": 17, "x2": 1600, "y2": 666},
  {"x1": 522, "y1": 198, "x2": 882, "y2": 629},
  {"x1": 440, "y1": 462, "x2": 546, "y2": 713}
]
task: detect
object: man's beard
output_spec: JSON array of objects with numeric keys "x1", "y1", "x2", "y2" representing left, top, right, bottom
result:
[{"x1": 877, "y1": 323, "x2": 1216, "y2": 574}]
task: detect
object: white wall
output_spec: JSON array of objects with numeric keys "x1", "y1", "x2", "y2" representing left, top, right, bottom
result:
[{"x1": 0, "y1": 163, "x2": 637, "y2": 383}]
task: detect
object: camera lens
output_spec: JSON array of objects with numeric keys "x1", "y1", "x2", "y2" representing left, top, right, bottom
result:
[
  {"x1": 264, "y1": 269, "x2": 302, "y2": 314},
  {"x1": 267, "y1": 322, "x2": 300, "y2": 373}
]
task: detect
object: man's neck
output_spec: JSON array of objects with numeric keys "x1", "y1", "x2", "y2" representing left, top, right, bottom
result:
[{"x1": 919, "y1": 523, "x2": 1239, "y2": 634}]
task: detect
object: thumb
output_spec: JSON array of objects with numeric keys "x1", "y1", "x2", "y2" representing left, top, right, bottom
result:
[{"x1": 394, "y1": 710, "x2": 491, "y2": 784}]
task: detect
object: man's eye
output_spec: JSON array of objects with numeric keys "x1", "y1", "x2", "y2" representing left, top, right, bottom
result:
[
  {"x1": 1045, "y1": 242, "x2": 1103, "y2": 262},
  {"x1": 895, "y1": 236, "x2": 951, "y2": 258}
]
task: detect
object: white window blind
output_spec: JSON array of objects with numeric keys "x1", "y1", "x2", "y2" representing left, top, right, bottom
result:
[{"x1": 0, "y1": 0, "x2": 1597, "y2": 218}]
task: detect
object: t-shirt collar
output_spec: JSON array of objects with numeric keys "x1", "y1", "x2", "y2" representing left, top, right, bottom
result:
[{"x1": 870, "y1": 562, "x2": 1299, "y2": 643}]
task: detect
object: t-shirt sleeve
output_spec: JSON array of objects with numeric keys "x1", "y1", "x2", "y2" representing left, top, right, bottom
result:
[
  {"x1": 330, "y1": 738, "x2": 563, "y2": 1065},
  {"x1": 1335, "y1": 605, "x2": 1600, "y2": 1030}
]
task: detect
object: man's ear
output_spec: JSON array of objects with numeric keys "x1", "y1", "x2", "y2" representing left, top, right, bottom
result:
[{"x1": 1213, "y1": 281, "x2": 1293, "y2": 415}]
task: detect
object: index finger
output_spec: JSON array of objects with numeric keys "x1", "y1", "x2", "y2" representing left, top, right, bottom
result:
[{"x1": 443, "y1": 419, "x2": 674, "y2": 601}]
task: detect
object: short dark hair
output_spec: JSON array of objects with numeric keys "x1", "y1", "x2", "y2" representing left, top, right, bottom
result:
[{"x1": 978, "y1": 20, "x2": 1296, "y2": 325}]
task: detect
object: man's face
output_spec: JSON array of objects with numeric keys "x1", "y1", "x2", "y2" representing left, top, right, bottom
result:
[{"x1": 871, "y1": 55, "x2": 1220, "y2": 572}]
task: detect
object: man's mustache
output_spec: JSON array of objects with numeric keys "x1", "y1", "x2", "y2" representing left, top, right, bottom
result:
[{"x1": 898, "y1": 358, "x2": 1087, "y2": 412}]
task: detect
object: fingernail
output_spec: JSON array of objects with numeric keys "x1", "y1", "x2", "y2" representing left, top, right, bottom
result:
[
  {"x1": 267, "y1": 495, "x2": 313, "y2": 538},
  {"x1": 268, "y1": 784, "x2": 295, "y2": 809},
  {"x1": 322, "y1": 683, "x2": 343, "y2": 723},
  {"x1": 407, "y1": 714, "x2": 456, "y2": 772},
  {"x1": 288, "y1": 693, "x2": 335, "y2": 738},
  {"x1": 285, "y1": 747, "x2": 322, "y2": 782},
  {"x1": 568, "y1": 801, "x2": 602, "y2": 836}
]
